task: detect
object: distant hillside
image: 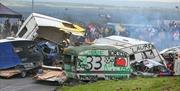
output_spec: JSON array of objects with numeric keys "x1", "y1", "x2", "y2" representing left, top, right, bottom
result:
[
  {"x1": 1, "y1": 0, "x2": 115, "y2": 8},
  {"x1": 1, "y1": 0, "x2": 180, "y2": 25},
  {"x1": 1, "y1": 0, "x2": 179, "y2": 9}
]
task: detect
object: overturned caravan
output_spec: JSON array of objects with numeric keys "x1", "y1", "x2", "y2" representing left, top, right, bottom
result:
[
  {"x1": 0, "y1": 38, "x2": 43, "y2": 78},
  {"x1": 15, "y1": 13, "x2": 85, "y2": 64},
  {"x1": 15, "y1": 13, "x2": 85, "y2": 45},
  {"x1": 63, "y1": 45, "x2": 132, "y2": 81},
  {"x1": 94, "y1": 35, "x2": 171, "y2": 77}
]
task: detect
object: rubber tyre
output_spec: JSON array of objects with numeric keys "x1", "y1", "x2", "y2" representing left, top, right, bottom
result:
[{"x1": 20, "y1": 71, "x2": 27, "y2": 78}]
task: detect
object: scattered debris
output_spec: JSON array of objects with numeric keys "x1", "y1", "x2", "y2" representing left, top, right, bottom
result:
[
  {"x1": 0, "y1": 69, "x2": 21, "y2": 78},
  {"x1": 33, "y1": 65, "x2": 67, "y2": 84},
  {"x1": 131, "y1": 59, "x2": 173, "y2": 77},
  {"x1": 1, "y1": 13, "x2": 176, "y2": 85}
]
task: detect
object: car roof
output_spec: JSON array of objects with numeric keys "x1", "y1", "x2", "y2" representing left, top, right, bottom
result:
[
  {"x1": 160, "y1": 46, "x2": 180, "y2": 54},
  {"x1": 63, "y1": 45, "x2": 120, "y2": 56},
  {"x1": 0, "y1": 37, "x2": 32, "y2": 43},
  {"x1": 94, "y1": 35, "x2": 150, "y2": 49}
]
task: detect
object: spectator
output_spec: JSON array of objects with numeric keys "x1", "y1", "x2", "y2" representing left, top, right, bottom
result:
[
  {"x1": 0, "y1": 23, "x2": 4, "y2": 39},
  {"x1": 11, "y1": 22, "x2": 18, "y2": 35},
  {"x1": 3, "y1": 19, "x2": 11, "y2": 37},
  {"x1": 17, "y1": 19, "x2": 22, "y2": 29}
]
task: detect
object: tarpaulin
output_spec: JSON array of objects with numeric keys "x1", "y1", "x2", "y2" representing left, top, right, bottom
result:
[{"x1": 0, "y1": 42, "x2": 20, "y2": 69}]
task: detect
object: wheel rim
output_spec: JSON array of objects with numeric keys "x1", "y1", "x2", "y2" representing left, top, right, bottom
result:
[{"x1": 21, "y1": 71, "x2": 26, "y2": 77}]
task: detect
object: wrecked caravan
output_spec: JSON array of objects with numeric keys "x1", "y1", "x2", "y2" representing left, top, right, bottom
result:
[
  {"x1": 16, "y1": 13, "x2": 85, "y2": 44},
  {"x1": 94, "y1": 36, "x2": 170, "y2": 76},
  {"x1": 160, "y1": 46, "x2": 180, "y2": 75},
  {"x1": 0, "y1": 38, "x2": 43, "y2": 78},
  {"x1": 94, "y1": 36, "x2": 164, "y2": 63},
  {"x1": 63, "y1": 45, "x2": 132, "y2": 81}
]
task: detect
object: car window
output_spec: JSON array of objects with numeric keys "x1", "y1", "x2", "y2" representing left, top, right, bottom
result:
[
  {"x1": 64, "y1": 55, "x2": 72, "y2": 64},
  {"x1": 129, "y1": 54, "x2": 135, "y2": 61},
  {"x1": 142, "y1": 50, "x2": 155, "y2": 59}
]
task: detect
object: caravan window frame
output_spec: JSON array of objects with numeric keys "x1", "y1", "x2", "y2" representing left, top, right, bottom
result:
[
  {"x1": 18, "y1": 27, "x2": 28, "y2": 37},
  {"x1": 141, "y1": 50, "x2": 155, "y2": 59},
  {"x1": 129, "y1": 50, "x2": 156, "y2": 61}
]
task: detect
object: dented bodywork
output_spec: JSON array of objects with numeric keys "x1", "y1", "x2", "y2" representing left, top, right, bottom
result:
[
  {"x1": 0, "y1": 38, "x2": 43, "y2": 78},
  {"x1": 93, "y1": 36, "x2": 170, "y2": 77},
  {"x1": 94, "y1": 36, "x2": 165, "y2": 64},
  {"x1": 160, "y1": 46, "x2": 180, "y2": 75},
  {"x1": 131, "y1": 59, "x2": 173, "y2": 77},
  {"x1": 63, "y1": 45, "x2": 132, "y2": 80}
]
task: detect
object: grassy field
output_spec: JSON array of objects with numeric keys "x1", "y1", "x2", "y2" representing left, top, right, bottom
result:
[{"x1": 57, "y1": 77, "x2": 180, "y2": 91}]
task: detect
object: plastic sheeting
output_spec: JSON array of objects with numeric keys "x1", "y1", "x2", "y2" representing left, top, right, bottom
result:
[{"x1": 0, "y1": 42, "x2": 20, "y2": 69}]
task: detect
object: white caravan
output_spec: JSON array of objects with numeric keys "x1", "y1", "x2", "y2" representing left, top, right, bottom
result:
[
  {"x1": 16, "y1": 13, "x2": 85, "y2": 44},
  {"x1": 94, "y1": 35, "x2": 165, "y2": 65}
]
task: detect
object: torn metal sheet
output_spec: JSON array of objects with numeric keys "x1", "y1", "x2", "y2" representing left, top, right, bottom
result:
[
  {"x1": 160, "y1": 46, "x2": 180, "y2": 54},
  {"x1": 143, "y1": 59, "x2": 163, "y2": 68},
  {"x1": 33, "y1": 65, "x2": 66, "y2": 84},
  {"x1": 160, "y1": 46, "x2": 180, "y2": 75},
  {"x1": 0, "y1": 69, "x2": 21, "y2": 78},
  {"x1": 131, "y1": 59, "x2": 173, "y2": 77}
]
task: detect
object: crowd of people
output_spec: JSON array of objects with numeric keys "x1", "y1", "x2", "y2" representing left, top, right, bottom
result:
[
  {"x1": 69, "y1": 20, "x2": 180, "y2": 50},
  {"x1": 0, "y1": 17, "x2": 180, "y2": 51},
  {"x1": 0, "y1": 19, "x2": 23, "y2": 39},
  {"x1": 129, "y1": 20, "x2": 180, "y2": 50},
  {"x1": 70, "y1": 23, "x2": 128, "y2": 45}
]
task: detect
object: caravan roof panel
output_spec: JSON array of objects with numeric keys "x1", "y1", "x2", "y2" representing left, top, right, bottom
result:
[
  {"x1": 32, "y1": 13, "x2": 71, "y2": 27},
  {"x1": 94, "y1": 35, "x2": 149, "y2": 49}
]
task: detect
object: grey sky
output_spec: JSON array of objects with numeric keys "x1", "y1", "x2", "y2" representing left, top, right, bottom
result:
[
  {"x1": 1, "y1": 0, "x2": 179, "y2": 9},
  {"x1": 23, "y1": 0, "x2": 180, "y2": 3},
  {"x1": 24, "y1": 0, "x2": 180, "y2": 8},
  {"x1": 18, "y1": 0, "x2": 180, "y2": 3}
]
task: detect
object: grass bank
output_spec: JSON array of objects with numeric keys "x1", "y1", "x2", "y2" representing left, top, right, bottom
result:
[{"x1": 57, "y1": 77, "x2": 180, "y2": 91}]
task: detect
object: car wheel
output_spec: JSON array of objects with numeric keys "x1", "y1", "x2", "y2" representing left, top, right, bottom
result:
[{"x1": 20, "y1": 71, "x2": 27, "y2": 78}]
